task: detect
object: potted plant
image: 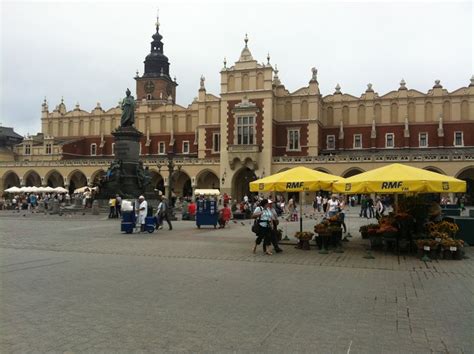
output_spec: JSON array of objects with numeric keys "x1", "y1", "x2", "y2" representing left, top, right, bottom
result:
[{"x1": 294, "y1": 231, "x2": 314, "y2": 250}]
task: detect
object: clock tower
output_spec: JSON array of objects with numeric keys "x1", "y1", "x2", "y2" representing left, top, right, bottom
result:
[{"x1": 135, "y1": 13, "x2": 177, "y2": 103}]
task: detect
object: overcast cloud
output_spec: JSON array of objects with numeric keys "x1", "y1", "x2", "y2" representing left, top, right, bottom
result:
[{"x1": 1, "y1": 0, "x2": 472, "y2": 136}]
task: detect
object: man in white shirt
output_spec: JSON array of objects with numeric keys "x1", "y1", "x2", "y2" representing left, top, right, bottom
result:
[{"x1": 137, "y1": 195, "x2": 148, "y2": 232}]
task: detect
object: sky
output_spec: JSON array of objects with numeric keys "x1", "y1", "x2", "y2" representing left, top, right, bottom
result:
[{"x1": 1, "y1": 0, "x2": 473, "y2": 136}]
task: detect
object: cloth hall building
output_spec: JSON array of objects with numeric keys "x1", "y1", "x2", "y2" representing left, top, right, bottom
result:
[{"x1": 2, "y1": 19, "x2": 474, "y2": 201}]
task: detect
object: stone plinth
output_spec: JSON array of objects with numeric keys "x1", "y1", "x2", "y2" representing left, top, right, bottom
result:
[{"x1": 97, "y1": 126, "x2": 154, "y2": 200}]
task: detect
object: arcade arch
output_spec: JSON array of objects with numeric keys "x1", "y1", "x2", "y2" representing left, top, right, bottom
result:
[
  {"x1": 423, "y1": 166, "x2": 445, "y2": 175},
  {"x1": 456, "y1": 166, "x2": 474, "y2": 204},
  {"x1": 196, "y1": 169, "x2": 219, "y2": 190},
  {"x1": 341, "y1": 167, "x2": 364, "y2": 178},
  {"x1": 2, "y1": 171, "x2": 20, "y2": 190},
  {"x1": 23, "y1": 170, "x2": 42, "y2": 187},
  {"x1": 91, "y1": 169, "x2": 106, "y2": 186},
  {"x1": 45, "y1": 170, "x2": 64, "y2": 187},
  {"x1": 68, "y1": 170, "x2": 88, "y2": 194},
  {"x1": 232, "y1": 167, "x2": 257, "y2": 202},
  {"x1": 314, "y1": 167, "x2": 333, "y2": 174},
  {"x1": 172, "y1": 170, "x2": 192, "y2": 198},
  {"x1": 149, "y1": 170, "x2": 165, "y2": 195}
]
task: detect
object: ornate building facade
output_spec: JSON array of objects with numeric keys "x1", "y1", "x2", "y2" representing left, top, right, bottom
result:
[{"x1": 2, "y1": 17, "x2": 474, "y2": 201}]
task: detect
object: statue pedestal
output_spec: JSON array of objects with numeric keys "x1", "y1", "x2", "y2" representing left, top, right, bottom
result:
[
  {"x1": 111, "y1": 127, "x2": 143, "y2": 198},
  {"x1": 96, "y1": 126, "x2": 155, "y2": 200},
  {"x1": 113, "y1": 126, "x2": 143, "y2": 162}
]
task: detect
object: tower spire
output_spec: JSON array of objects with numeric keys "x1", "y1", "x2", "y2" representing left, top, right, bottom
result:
[{"x1": 155, "y1": 8, "x2": 160, "y2": 29}]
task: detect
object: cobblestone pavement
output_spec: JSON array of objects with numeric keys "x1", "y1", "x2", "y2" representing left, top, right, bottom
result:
[{"x1": 0, "y1": 208, "x2": 473, "y2": 353}]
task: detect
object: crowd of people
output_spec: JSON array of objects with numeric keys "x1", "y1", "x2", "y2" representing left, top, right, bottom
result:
[{"x1": 0, "y1": 191, "x2": 73, "y2": 211}]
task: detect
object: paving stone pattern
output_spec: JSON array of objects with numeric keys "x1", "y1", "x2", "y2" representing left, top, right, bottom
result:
[{"x1": 0, "y1": 209, "x2": 473, "y2": 353}]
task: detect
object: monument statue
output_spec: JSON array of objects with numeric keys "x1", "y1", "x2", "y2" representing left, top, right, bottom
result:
[
  {"x1": 120, "y1": 88, "x2": 136, "y2": 127},
  {"x1": 96, "y1": 88, "x2": 155, "y2": 200}
]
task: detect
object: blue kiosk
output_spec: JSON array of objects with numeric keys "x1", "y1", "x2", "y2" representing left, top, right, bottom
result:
[{"x1": 194, "y1": 189, "x2": 220, "y2": 229}]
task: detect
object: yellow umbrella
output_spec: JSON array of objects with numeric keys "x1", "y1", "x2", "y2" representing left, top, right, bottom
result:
[
  {"x1": 250, "y1": 166, "x2": 344, "y2": 192},
  {"x1": 250, "y1": 166, "x2": 345, "y2": 233},
  {"x1": 333, "y1": 163, "x2": 466, "y2": 194}
]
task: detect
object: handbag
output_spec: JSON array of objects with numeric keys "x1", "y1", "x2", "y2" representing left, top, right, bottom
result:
[{"x1": 251, "y1": 219, "x2": 261, "y2": 234}]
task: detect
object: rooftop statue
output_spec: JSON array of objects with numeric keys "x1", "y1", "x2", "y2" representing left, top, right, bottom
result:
[{"x1": 120, "y1": 88, "x2": 136, "y2": 127}]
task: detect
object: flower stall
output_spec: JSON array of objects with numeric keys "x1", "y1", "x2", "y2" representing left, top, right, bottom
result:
[{"x1": 313, "y1": 215, "x2": 344, "y2": 253}]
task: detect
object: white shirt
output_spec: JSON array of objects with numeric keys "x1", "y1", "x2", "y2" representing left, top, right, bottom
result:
[
  {"x1": 328, "y1": 199, "x2": 340, "y2": 212},
  {"x1": 138, "y1": 200, "x2": 148, "y2": 222}
]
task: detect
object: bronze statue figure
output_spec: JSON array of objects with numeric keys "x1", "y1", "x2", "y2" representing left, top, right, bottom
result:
[{"x1": 120, "y1": 88, "x2": 135, "y2": 127}]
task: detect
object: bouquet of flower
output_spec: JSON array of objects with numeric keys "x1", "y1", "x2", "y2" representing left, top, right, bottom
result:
[
  {"x1": 295, "y1": 231, "x2": 314, "y2": 241},
  {"x1": 314, "y1": 220, "x2": 329, "y2": 234}
]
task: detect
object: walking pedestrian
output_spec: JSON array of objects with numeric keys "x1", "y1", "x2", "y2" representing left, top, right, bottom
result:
[
  {"x1": 156, "y1": 195, "x2": 173, "y2": 230},
  {"x1": 322, "y1": 196, "x2": 328, "y2": 214},
  {"x1": 252, "y1": 199, "x2": 273, "y2": 255},
  {"x1": 115, "y1": 194, "x2": 122, "y2": 218},
  {"x1": 339, "y1": 197, "x2": 347, "y2": 233}
]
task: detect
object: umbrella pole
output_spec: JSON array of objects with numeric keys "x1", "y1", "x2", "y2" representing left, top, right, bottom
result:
[{"x1": 300, "y1": 191, "x2": 303, "y2": 233}]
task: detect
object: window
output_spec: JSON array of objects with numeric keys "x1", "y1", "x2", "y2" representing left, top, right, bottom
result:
[
  {"x1": 385, "y1": 133, "x2": 395, "y2": 148},
  {"x1": 287, "y1": 129, "x2": 300, "y2": 151},
  {"x1": 25, "y1": 144, "x2": 31, "y2": 155},
  {"x1": 454, "y1": 131, "x2": 464, "y2": 147},
  {"x1": 419, "y1": 132, "x2": 428, "y2": 148},
  {"x1": 353, "y1": 134, "x2": 362, "y2": 149},
  {"x1": 326, "y1": 135, "x2": 335, "y2": 150},
  {"x1": 147, "y1": 94, "x2": 152, "y2": 100},
  {"x1": 158, "y1": 142, "x2": 166, "y2": 155},
  {"x1": 212, "y1": 133, "x2": 220, "y2": 153},
  {"x1": 90, "y1": 143, "x2": 97, "y2": 156},
  {"x1": 111, "y1": 143, "x2": 115, "y2": 155},
  {"x1": 45, "y1": 143, "x2": 52, "y2": 155},
  {"x1": 236, "y1": 116, "x2": 255, "y2": 145},
  {"x1": 182, "y1": 141, "x2": 190, "y2": 154}
]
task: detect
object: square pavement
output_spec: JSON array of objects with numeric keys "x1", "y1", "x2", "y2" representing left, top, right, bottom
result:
[{"x1": 0, "y1": 207, "x2": 473, "y2": 353}]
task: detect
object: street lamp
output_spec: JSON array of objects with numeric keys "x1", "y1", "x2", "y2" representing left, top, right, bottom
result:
[{"x1": 157, "y1": 151, "x2": 181, "y2": 220}]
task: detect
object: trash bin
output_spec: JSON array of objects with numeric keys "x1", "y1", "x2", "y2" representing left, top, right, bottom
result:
[
  {"x1": 145, "y1": 216, "x2": 156, "y2": 233},
  {"x1": 121, "y1": 211, "x2": 136, "y2": 234}
]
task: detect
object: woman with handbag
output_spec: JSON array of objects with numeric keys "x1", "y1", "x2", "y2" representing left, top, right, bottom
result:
[{"x1": 251, "y1": 199, "x2": 274, "y2": 255}]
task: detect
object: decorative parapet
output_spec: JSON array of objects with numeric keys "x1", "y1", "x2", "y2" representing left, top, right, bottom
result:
[
  {"x1": 272, "y1": 152, "x2": 474, "y2": 164},
  {"x1": 0, "y1": 157, "x2": 220, "y2": 168}
]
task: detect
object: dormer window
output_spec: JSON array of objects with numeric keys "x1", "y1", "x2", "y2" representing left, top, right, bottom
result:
[
  {"x1": 45, "y1": 143, "x2": 52, "y2": 155},
  {"x1": 25, "y1": 144, "x2": 31, "y2": 155}
]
